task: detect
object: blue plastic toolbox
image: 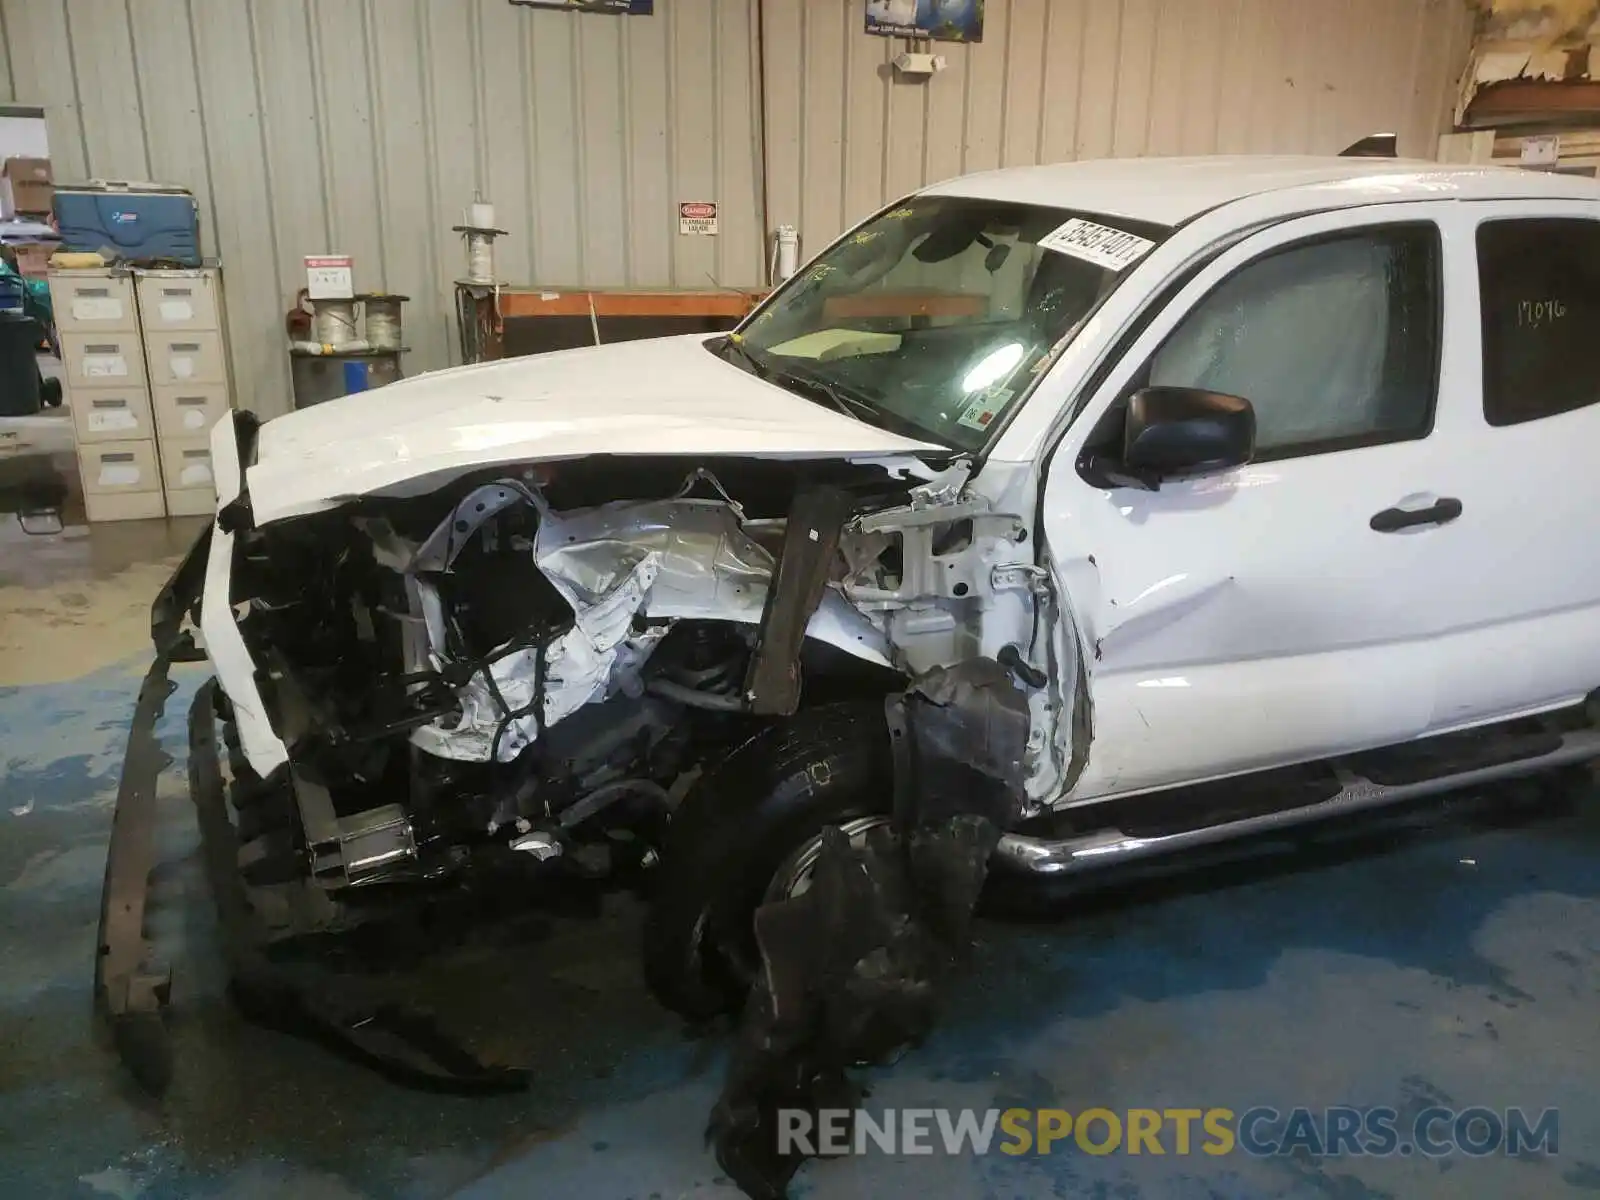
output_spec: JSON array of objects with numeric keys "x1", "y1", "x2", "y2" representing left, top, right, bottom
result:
[{"x1": 53, "y1": 181, "x2": 201, "y2": 266}]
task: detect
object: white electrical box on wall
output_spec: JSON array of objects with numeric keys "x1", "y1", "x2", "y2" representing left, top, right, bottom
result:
[{"x1": 893, "y1": 51, "x2": 947, "y2": 77}]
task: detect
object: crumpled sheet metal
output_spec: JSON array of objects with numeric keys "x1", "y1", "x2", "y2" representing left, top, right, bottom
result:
[
  {"x1": 535, "y1": 497, "x2": 887, "y2": 661},
  {"x1": 536, "y1": 498, "x2": 771, "y2": 614},
  {"x1": 411, "y1": 493, "x2": 891, "y2": 762},
  {"x1": 411, "y1": 554, "x2": 664, "y2": 763},
  {"x1": 709, "y1": 816, "x2": 1001, "y2": 1200}
]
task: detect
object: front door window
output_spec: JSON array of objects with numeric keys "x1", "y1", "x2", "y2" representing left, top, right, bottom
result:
[{"x1": 1146, "y1": 226, "x2": 1440, "y2": 458}]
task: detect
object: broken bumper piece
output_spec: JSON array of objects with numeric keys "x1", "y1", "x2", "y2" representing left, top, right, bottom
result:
[
  {"x1": 96, "y1": 527, "x2": 529, "y2": 1096},
  {"x1": 94, "y1": 523, "x2": 209, "y2": 1094},
  {"x1": 187, "y1": 679, "x2": 529, "y2": 1094}
]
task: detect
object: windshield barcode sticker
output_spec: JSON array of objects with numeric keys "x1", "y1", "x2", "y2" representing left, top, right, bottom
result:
[{"x1": 1037, "y1": 219, "x2": 1154, "y2": 271}]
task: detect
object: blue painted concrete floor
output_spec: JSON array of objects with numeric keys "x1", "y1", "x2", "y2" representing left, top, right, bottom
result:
[{"x1": 3, "y1": 515, "x2": 1600, "y2": 1199}]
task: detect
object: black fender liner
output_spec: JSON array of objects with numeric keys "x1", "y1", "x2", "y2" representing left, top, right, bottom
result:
[
  {"x1": 884, "y1": 657, "x2": 1033, "y2": 830},
  {"x1": 707, "y1": 660, "x2": 1030, "y2": 1198}
]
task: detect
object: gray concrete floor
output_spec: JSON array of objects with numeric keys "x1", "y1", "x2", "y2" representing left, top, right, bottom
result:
[{"x1": 2, "y1": 499, "x2": 1599, "y2": 1199}]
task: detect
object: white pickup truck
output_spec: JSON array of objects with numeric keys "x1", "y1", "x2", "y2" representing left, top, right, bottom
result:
[{"x1": 100, "y1": 153, "x2": 1600, "y2": 1088}]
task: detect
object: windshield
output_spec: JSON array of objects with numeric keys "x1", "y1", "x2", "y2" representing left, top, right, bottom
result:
[{"x1": 722, "y1": 196, "x2": 1169, "y2": 451}]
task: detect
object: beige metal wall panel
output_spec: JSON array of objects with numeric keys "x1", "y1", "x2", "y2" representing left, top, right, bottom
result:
[
  {"x1": 764, "y1": 0, "x2": 1475, "y2": 254},
  {"x1": 0, "y1": 5, "x2": 12, "y2": 102},
  {"x1": 66, "y1": 0, "x2": 149, "y2": 181},
  {"x1": 9, "y1": 0, "x2": 765, "y2": 420},
  {"x1": 7, "y1": 0, "x2": 1468, "y2": 421},
  {"x1": 125, "y1": 1, "x2": 220, "y2": 259},
  {"x1": 2, "y1": 0, "x2": 87, "y2": 181},
  {"x1": 187, "y1": 0, "x2": 283, "y2": 418},
  {"x1": 670, "y1": 0, "x2": 720, "y2": 289}
]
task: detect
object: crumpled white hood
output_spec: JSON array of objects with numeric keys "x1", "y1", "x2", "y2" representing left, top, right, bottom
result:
[{"x1": 244, "y1": 334, "x2": 941, "y2": 524}]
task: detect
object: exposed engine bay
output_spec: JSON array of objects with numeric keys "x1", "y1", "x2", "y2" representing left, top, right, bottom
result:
[
  {"x1": 218, "y1": 449, "x2": 1049, "y2": 910},
  {"x1": 95, "y1": 397, "x2": 1062, "y2": 1123}
]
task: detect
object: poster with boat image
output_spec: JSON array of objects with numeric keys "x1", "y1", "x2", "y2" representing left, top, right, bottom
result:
[
  {"x1": 509, "y1": 1, "x2": 652, "y2": 14},
  {"x1": 865, "y1": 0, "x2": 983, "y2": 42}
]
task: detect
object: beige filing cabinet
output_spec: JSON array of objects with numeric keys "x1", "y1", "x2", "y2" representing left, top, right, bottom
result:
[
  {"x1": 47, "y1": 268, "x2": 166, "y2": 522},
  {"x1": 136, "y1": 267, "x2": 232, "y2": 517}
]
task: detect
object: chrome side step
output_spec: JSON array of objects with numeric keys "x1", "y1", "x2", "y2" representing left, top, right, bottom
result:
[{"x1": 993, "y1": 728, "x2": 1600, "y2": 877}]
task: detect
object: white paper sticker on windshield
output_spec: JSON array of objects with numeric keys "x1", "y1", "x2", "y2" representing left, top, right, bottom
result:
[
  {"x1": 1037, "y1": 218, "x2": 1154, "y2": 272},
  {"x1": 956, "y1": 388, "x2": 1011, "y2": 433}
]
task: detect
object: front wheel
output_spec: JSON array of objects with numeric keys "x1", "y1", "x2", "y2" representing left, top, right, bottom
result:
[{"x1": 641, "y1": 701, "x2": 894, "y2": 1020}]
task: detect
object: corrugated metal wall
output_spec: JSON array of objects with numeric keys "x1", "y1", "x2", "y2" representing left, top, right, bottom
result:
[
  {"x1": 763, "y1": 0, "x2": 1477, "y2": 251},
  {"x1": 1, "y1": 0, "x2": 1475, "y2": 420},
  {"x1": 0, "y1": 9, "x2": 12, "y2": 103},
  {"x1": 0, "y1": 0, "x2": 764, "y2": 419}
]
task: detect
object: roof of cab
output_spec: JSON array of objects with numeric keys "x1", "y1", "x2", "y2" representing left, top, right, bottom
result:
[{"x1": 922, "y1": 156, "x2": 1600, "y2": 227}]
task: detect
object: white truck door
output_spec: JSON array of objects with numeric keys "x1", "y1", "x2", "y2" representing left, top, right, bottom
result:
[
  {"x1": 1040, "y1": 205, "x2": 1457, "y2": 802},
  {"x1": 1419, "y1": 201, "x2": 1600, "y2": 732}
]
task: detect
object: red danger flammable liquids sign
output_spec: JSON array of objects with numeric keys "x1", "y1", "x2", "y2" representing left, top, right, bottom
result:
[{"x1": 679, "y1": 202, "x2": 718, "y2": 235}]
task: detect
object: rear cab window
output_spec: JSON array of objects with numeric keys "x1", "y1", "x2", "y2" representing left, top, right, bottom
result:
[{"x1": 1478, "y1": 218, "x2": 1600, "y2": 426}]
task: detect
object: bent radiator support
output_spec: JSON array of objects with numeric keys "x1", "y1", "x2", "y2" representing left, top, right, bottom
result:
[{"x1": 743, "y1": 485, "x2": 856, "y2": 716}]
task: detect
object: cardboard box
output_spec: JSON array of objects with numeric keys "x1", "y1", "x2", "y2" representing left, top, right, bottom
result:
[
  {"x1": 2, "y1": 157, "x2": 53, "y2": 217},
  {"x1": 10, "y1": 243, "x2": 55, "y2": 277}
]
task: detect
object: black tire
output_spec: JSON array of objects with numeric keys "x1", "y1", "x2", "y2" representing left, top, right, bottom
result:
[{"x1": 641, "y1": 700, "x2": 893, "y2": 1019}]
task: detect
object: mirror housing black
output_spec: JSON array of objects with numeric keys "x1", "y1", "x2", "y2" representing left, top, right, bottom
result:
[{"x1": 1122, "y1": 386, "x2": 1256, "y2": 479}]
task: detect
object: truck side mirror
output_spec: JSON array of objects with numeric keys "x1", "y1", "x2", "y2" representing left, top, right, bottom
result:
[{"x1": 1123, "y1": 386, "x2": 1256, "y2": 479}]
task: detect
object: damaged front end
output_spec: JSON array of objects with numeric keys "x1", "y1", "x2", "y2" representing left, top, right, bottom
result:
[{"x1": 98, "y1": 407, "x2": 1064, "y2": 1095}]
